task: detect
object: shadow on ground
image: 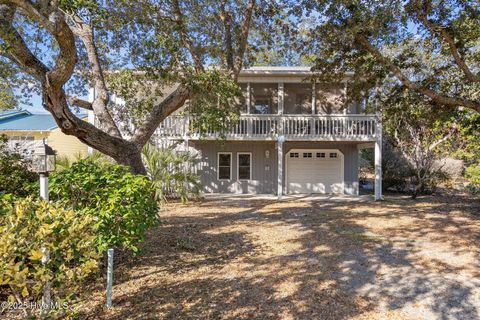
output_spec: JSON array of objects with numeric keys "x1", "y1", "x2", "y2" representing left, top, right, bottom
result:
[{"x1": 80, "y1": 194, "x2": 480, "y2": 320}]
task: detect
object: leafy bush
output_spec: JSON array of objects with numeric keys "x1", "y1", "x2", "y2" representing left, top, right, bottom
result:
[
  {"x1": 360, "y1": 140, "x2": 411, "y2": 192},
  {"x1": 0, "y1": 196, "x2": 99, "y2": 317},
  {"x1": 361, "y1": 136, "x2": 448, "y2": 196},
  {"x1": 465, "y1": 164, "x2": 480, "y2": 194},
  {"x1": 142, "y1": 143, "x2": 200, "y2": 203},
  {"x1": 49, "y1": 159, "x2": 159, "y2": 252},
  {"x1": 0, "y1": 134, "x2": 38, "y2": 197}
]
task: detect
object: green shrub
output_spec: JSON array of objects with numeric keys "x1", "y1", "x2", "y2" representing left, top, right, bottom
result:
[
  {"x1": 465, "y1": 164, "x2": 480, "y2": 193},
  {"x1": 142, "y1": 143, "x2": 200, "y2": 203},
  {"x1": 0, "y1": 134, "x2": 38, "y2": 197},
  {"x1": 0, "y1": 196, "x2": 99, "y2": 317},
  {"x1": 49, "y1": 159, "x2": 159, "y2": 252}
]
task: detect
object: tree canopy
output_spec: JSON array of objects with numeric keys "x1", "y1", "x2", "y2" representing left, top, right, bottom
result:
[
  {"x1": 0, "y1": 0, "x2": 278, "y2": 173},
  {"x1": 290, "y1": 0, "x2": 479, "y2": 113}
]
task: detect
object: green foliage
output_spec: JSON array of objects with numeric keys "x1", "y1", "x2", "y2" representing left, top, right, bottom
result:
[
  {"x1": 0, "y1": 135, "x2": 38, "y2": 197},
  {"x1": 449, "y1": 112, "x2": 480, "y2": 165},
  {"x1": 295, "y1": 0, "x2": 480, "y2": 112},
  {"x1": 379, "y1": 90, "x2": 458, "y2": 196},
  {"x1": 142, "y1": 143, "x2": 200, "y2": 203},
  {"x1": 0, "y1": 196, "x2": 99, "y2": 317},
  {"x1": 361, "y1": 139, "x2": 412, "y2": 192},
  {"x1": 55, "y1": 151, "x2": 112, "y2": 172},
  {"x1": 186, "y1": 70, "x2": 242, "y2": 139},
  {"x1": 465, "y1": 164, "x2": 480, "y2": 193},
  {"x1": 49, "y1": 160, "x2": 159, "y2": 253}
]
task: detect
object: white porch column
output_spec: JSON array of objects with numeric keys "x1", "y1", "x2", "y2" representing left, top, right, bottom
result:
[
  {"x1": 374, "y1": 113, "x2": 382, "y2": 201},
  {"x1": 278, "y1": 83, "x2": 284, "y2": 115},
  {"x1": 277, "y1": 135, "x2": 285, "y2": 199},
  {"x1": 246, "y1": 82, "x2": 251, "y2": 114},
  {"x1": 312, "y1": 82, "x2": 316, "y2": 114}
]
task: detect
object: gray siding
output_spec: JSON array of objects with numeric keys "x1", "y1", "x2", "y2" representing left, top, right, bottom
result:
[
  {"x1": 191, "y1": 141, "x2": 277, "y2": 194},
  {"x1": 191, "y1": 141, "x2": 359, "y2": 195}
]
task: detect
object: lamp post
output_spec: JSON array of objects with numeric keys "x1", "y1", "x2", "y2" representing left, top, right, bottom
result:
[
  {"x1": 31, "y1": 140, "x2": 56, "y2": 311},
  {"x1": 32, "y1": 140, "x2": 56, "y2": 200}
]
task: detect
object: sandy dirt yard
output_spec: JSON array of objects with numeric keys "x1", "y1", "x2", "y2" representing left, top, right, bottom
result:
[{"x1": 74, "y1": 194, "x2": 480, "y2": 320}]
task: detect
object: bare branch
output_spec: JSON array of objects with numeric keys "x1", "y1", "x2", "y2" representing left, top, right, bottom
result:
[
  {"x1": 219, "y1": 0, "x2": 234, "y2": 72},
  {"x1": 0, "y1": 4, "x2": 49, "y2": 81},
  {"x1": 5, "y1": 0, "x2": 77, "y2": 87},
  {"x1": 233, "y1": 0, "x2": 255, "y2": 78},
  {"x1": 68, "y1": 96, "x2": 93, "y2": 110},
  {"x1": 171, "y1": 0, "x2": 204, "y2": 72},
  {"x1": 428, "y1": 123, "x2": 457, "y2": 150},
  {"x1": 68, "y1": 14, "x2": 122, "y2": 138},
  {"x1": 132, "y1": 84, "x2": 190, "y2": 147},
  {"x1": 355, "y1": 34, "x2": 480, "y2": 112},
  {"x1": 410, "y1": 0, "x2": 480, "y2": 83}
]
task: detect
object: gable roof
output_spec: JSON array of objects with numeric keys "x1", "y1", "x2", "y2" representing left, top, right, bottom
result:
[{"x1": 0, "y1": 109, "x2": 87, "y2": 131}]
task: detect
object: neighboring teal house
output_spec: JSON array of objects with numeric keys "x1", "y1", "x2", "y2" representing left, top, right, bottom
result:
[{"x1": 0, "y1": 109, "x2": 88, "y2": 158}]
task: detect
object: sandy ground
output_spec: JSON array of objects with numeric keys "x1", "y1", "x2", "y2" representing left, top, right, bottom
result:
[{"x1": 16, "y1": 194, "x2": 480, "y2": 319}]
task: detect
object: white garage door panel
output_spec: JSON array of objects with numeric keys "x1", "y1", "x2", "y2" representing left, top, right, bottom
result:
[{"x1": 287, "y1": 150, "x2": 344, "y2": 194}]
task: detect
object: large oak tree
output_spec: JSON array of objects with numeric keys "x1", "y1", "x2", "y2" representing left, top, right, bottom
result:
[
  {"x1": 0, "y1": 0, "x2": 265, "y2": 173},
  {"x1": 291, "y1": 0, "x2": 479, "y2": 113}
]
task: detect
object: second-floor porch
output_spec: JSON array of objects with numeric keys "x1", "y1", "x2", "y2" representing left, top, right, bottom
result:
[{"x1": 156, "y1": 114, "x2": 379, "y2": 142}]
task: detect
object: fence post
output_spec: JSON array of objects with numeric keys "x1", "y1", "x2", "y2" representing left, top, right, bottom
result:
[{"x1": 106, "y1": 248, "x2": 114, "y2": 308}]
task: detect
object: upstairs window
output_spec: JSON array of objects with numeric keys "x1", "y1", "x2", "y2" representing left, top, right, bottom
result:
[{"x1": 218, "y1": 153, "x2": 232, "y2": 180}]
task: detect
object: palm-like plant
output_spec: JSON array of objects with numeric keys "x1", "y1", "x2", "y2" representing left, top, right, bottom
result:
[
  {"x1": 142, "y1": 143, "x2": 200, "y2": 203},
  {"x1": 55, "y1": 151, "x2": 112, "y2": 171}
]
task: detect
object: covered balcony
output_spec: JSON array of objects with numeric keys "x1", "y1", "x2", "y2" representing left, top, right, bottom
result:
[{"x1": 156, "y1": 114, "x2": 379, "y2": 142}]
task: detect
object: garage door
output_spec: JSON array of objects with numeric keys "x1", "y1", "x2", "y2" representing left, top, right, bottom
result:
[{"x1": 286, "y1": 149, "x2": 344, "y2": 194}]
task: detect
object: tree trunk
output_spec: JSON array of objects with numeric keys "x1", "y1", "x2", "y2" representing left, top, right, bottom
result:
[{"x1": 114, "y1": 147, "x2": 147, "y2": 175}]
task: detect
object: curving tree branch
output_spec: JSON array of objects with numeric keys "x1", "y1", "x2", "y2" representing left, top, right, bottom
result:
[
  {"x1": 171, "y1": 0, "x2": 204, "y2": 72},
  {"x1": 68, "y1": 14, "x2": 122, "y2": 138},
  {"x1": 409, "y1": 0, "x2": 480, "y2": 83},
  {"x1": 355, "y1": 34, "x2": 480, "y2": 112}
]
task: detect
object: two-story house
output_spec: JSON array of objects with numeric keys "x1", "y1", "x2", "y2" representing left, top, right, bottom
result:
[{"x1": 156, "y1": 66, "x2": 382, "y2": 200}]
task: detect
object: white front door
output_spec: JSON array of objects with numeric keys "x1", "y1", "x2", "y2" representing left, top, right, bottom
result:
[{"x1": 286, "y1": 149, "x2": 344, "y2": 194}]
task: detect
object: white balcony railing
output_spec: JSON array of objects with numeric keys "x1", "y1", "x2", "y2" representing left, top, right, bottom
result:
[{"x1": 156, "y1": 114, "x2": 378, "y2": 141}]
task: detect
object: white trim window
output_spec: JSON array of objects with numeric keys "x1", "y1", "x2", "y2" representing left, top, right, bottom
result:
[
  {"x1": 217, "y1": 152, "x2": 232, "y2": 180},
  {"x1": 237, "y1": 152, "x2": 252, "y2": 181}
]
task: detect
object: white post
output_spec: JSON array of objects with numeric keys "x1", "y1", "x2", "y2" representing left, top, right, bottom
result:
[
  {"x1": 277, "y1": 136, "x2": 284, "y2": 199},
  {"x1": 106, "y1": 248, "x2": 114, "y2": 308},
  {"x1": 312, "y1": 82, "x2": 316, "y2": 114},
  {"x1": 39, "y1": 173, "x2": 50, "y2": 312},
  {"x1": 39, "y1": 173, "x2": 49, "y2": 201},
  {"x1": 246, "y1": 82, "x2": 251, "y2": 114},
  {"x1": 374, "y1": 114, "x2": 382, "y2": 201},
  {"x1": 278, "y1": 83, "x2": 284, "y2": 115}
]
